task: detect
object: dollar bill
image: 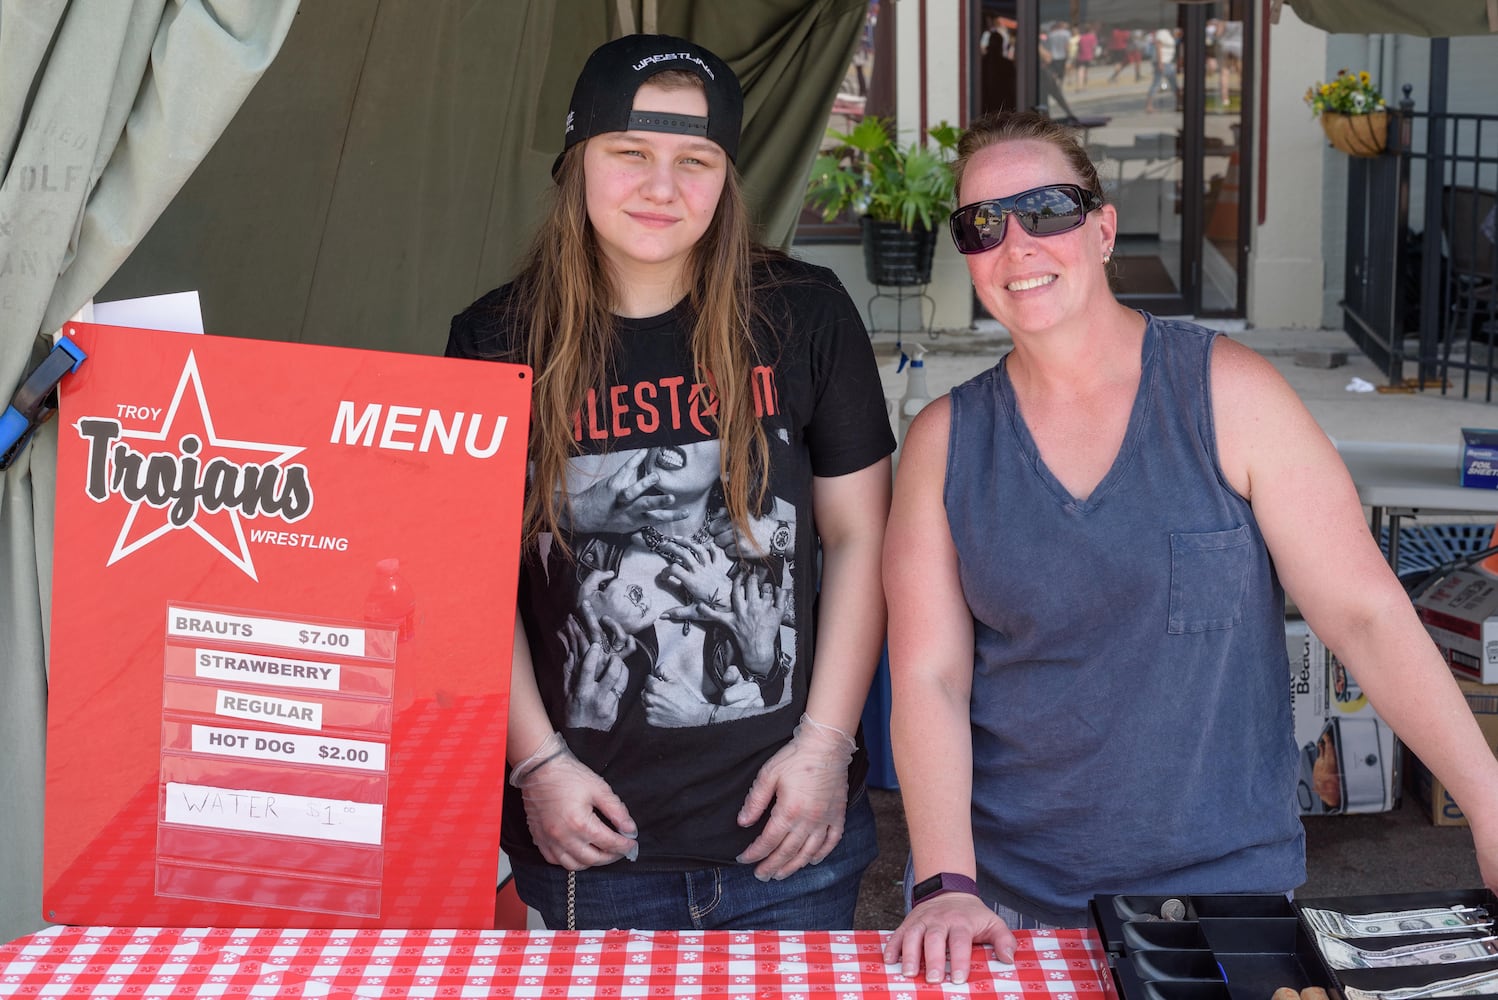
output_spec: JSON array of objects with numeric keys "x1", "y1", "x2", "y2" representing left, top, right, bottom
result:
[
  {"x1": 1344, "y1": 967, "x2": 1498, "y2": 1000},
  {"x1": 1302, "y1": 906, "x2": 1492, "y2": 939},
  {"x1": 1319, "y1": 934, "x2": 1498, "y2": 970}
]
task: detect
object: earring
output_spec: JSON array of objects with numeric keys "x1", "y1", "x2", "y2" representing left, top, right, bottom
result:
[{"x1": 1102, "y1": 246, "x2": 1114, "y2": 263}]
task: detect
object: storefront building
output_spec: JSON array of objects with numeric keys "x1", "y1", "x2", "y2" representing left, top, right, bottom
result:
[{"x1": 793, "y1": 1, "x2": 1498, "y2": 336}]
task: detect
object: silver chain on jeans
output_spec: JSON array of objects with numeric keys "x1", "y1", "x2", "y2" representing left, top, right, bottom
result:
[{"x1": 567, "y1": 869, "x2": 576, "y2": 930}]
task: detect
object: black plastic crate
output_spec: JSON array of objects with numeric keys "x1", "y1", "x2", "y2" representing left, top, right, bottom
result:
[
  {"x1": 1092, "y1": 894, "x2": 1322, "y2": 1000},
  {"x1": 1382, "y1": 522, "x2": 1494, "y2": 576}
]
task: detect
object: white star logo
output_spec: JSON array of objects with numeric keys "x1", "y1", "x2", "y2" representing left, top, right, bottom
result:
[{"x1": 83, "y1": 352, "x2": 306, "y2": 580}]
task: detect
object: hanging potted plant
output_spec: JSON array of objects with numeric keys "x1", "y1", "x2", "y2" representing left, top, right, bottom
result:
[
  {"x1": 1304, "y1": 69, "x2": 1389, "y2": 157},
  {"x1": 804, "y1": 117, "x2": 961, "y2": 287}
]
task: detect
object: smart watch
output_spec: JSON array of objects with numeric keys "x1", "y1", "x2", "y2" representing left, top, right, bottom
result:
[{"x1": 911, "y1": 872, "x2": 980, "y2": 906}]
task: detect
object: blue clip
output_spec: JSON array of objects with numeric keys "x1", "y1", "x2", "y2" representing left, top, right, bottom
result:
[{"x1": 0, "y1": 336, "x2": 87, "y2": 470}]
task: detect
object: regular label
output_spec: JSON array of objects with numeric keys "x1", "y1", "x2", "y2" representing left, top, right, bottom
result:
[
  {"x1": 190, "y1": 724, "x2": 387, "y2": 771},
  {"x1": 214, "y1": 689, "x2": 324, "y2": 731},
  {"x1": 163, "y1": 781, "x2": 383, "y2": 845}
]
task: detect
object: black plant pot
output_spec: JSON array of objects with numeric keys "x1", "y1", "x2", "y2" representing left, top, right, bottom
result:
[{"x1": 861, "y1": 217, "x2": 938, "y2": 287}]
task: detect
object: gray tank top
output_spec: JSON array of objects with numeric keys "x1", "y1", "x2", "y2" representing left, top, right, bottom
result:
[{"x1": 944, "y1": 315, "x2": 1304, "y2": 927}]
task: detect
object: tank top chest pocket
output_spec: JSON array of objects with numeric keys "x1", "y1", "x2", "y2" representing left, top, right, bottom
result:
[{"x1": 1168, "y1": 525, "x2": 1252, "y2": 634}]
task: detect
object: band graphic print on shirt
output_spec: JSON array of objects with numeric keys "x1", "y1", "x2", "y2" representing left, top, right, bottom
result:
[{"x1": 540, "y1": 440, "x2": 797, "y2": 731}]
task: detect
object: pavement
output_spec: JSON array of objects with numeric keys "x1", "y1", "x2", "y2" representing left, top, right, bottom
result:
[{"x1": 852, "y1": 319, "x2": 1491, "y2": 931}]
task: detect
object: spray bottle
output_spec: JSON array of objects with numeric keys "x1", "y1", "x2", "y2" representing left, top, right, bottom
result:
[{"x1": 897, "y1": 343, "x2": 930, "y2": 445}]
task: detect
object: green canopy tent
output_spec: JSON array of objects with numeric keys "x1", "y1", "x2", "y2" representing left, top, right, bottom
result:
[
  {"x1": 0, "y1": 0, "x2": 868, "y2": 942},
  {"x1": 0, "y1": 0, "x2": 301, "y2": 945},
  {"x1": 1282, "y1": 0, "x2": 1497, "y2": 37},
  {"x1": 96, "y1": 0, "x2": 869, "y2": 354}
]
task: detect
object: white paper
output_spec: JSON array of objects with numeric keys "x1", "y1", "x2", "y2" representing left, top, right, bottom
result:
[
  {"x1": 164, "y1": 781, "x2": 383, "y2": 845},
  {"x1": 192, "y1": 646, "x2": 342, "y2": 691},
  {"x1": 213, "y1": 688, "x2": 325, "y2": 731},
  {"x1": 92, "y1": 291, "x2": 205, "y2": 334},
  {"x1": 167, "y1": 605, "x2": 368, "y2": 659},
  {"x1": 190, "y1": 724, "x2": 387, "y2": 772}
]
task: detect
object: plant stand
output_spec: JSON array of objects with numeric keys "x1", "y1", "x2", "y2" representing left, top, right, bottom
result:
[
  {"x1": 866, "y1": 284, "x2": 937, "y2": 341},
  {"x1": 860, "y1": 217, "x2": 940, "y2": 341}
]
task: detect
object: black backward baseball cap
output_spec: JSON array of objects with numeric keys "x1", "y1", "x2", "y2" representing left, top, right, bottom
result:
[{"x1": 553, "y1": 33, "x2": 743, "y2": 179}]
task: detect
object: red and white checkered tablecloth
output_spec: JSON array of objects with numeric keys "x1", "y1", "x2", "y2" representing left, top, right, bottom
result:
[{"x1": 0, "y1": 926, "x2": 1115, "y2": 998}]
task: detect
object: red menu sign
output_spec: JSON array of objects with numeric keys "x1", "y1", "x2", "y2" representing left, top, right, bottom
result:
[{"x1": 44, "y1": 323, "x2": 529, "y2": 928}]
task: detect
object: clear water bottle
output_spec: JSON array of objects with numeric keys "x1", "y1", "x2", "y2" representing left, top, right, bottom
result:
[{"x1": 364, "y1": 558, "x2": 416, "y2": 642}]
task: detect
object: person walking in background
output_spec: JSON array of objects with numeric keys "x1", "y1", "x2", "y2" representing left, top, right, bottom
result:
[
  {"x1": 1044, "y1": 21, "x2": 1071, "y2": 89},
  {"x1": 1221, "y1": 19, "x2": 1244, "y2": 67},
  {"x1": 1075, "y1": 24, "x2": 1097, "y2": 89},
  {"x1": 1128, "y1": 28, "x2": 1147, "y2": 81},
  {"x1": 448, "y1": 33, "x2": 893, "y2": 931},
  {"x1": 980, "y1": 13, "x2": 1001, "y2": 55},
  {"x1": 1109, "y1": 27, "x2": 1145, "y2": 84},
  {"x1": 879, "y1": 110, "x2": 1498, "y2": 983},
  {"x1": 1144, "y1": 25, "x2": 1180, "y2": 113},
  {"x1": 1105, "y1": 26, "x2": 1130, "y2": 83}
]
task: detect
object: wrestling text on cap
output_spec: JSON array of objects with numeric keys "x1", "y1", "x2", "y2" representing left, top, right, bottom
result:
[{"x1": 553, "y1": 33, "x2": 744, "y2": 178}]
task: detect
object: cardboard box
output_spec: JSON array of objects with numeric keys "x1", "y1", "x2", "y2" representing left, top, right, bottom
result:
[
  {"x1": 1414, "y1": 567, "x2": 1498, "y2": 683},
  {"x1": 1462, "y1": 428, "x2": 1498, "y2": 489},
  {"x1": 1406, "y1": 678, "x2": 1498, "y2": 826},
  {"x1": 1287, "y1": 619, "x2": 1400, "y2": 815}
]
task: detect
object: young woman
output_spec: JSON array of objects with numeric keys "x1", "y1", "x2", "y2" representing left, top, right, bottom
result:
[
  {"x1": 447, "y1": 34, "x2": 893, "y2": 931},
  {"x1": 880, "y1": 111, "x2": 1498, "y2": 983}
]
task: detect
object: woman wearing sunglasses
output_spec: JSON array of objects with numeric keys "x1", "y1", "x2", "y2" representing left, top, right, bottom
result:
[
  {"x1": 882, "y1": 111, "x2": 1498, "y2": 982},
  {"x1": 446, "y1": 35, "x2": 894, "y2": 930}
]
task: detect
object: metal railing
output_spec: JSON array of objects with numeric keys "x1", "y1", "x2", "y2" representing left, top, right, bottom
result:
[{"x1": 1341, "y1": 88, "x2": 1498, "y2": 400}]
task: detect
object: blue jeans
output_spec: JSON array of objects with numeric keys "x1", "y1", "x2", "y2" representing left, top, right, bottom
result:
[
  {"x1": 513, "y1": 790, "x2": 877, "y2": 930},
  {"x1": 1146, "y1": 62, "x2": 1180, "y2": 108}
]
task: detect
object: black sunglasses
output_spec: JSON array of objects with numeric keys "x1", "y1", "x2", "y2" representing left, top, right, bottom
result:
[{"x1": 949, "y1": 183, "x2": 1105, "y2": 255}]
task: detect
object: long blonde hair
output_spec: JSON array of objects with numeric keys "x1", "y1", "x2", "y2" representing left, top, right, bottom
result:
[{"x1": 510, "y1": 72, "x2": 770, "y2": 553}]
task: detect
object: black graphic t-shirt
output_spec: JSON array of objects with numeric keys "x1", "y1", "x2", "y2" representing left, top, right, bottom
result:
[{"x1": 447, "y1": 256, "x2": 895, "y2": 869}]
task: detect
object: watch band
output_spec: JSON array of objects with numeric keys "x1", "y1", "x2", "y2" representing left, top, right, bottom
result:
[{"x1": 911, "y1": 871, "x2": 980, "y2": 906}]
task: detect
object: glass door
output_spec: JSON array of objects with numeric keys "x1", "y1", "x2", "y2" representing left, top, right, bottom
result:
[
  {"x1": 982, "y1": 0, "x2": 1250, "y2": 316},
  {"x1": 1198, "y1": 0, "x2": 1249, "y2": 317}
]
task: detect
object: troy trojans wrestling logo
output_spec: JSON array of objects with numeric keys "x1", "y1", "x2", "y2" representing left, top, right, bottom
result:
[{"x1": 73, "y1": 351, "x2": 312, "y2": 580}]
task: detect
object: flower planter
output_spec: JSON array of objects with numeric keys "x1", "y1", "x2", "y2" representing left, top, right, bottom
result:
[
  {"x1": 861, "y1": 217, "x2": 938, "y2": 287},
  {"x1": 1320, "y1": 110, "x2": 1388, "y2": 157}
]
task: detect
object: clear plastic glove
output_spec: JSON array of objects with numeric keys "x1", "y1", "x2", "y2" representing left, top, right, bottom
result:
[
  {"x1": 509, "y1": 732, "x2": 639, "y2": 870},
  {"x1": 735, "y1": 713, "x2": 854, "y2": 881}
]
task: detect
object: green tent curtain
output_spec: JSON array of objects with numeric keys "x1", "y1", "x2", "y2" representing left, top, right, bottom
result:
[
  {"x1": 1284, "y1": 0, "x2": 1498, "y2": 36},
  {"x1": 0, "y1": 0, "x2": 300, "y2": 942},
  {"x1": 100, "y1": 0, "x2": 870, "y2": 355}
]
